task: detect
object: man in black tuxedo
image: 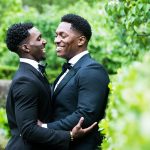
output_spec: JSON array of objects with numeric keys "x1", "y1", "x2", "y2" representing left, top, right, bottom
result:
[
  {"x1": 45, "y1": 14, "x2": 110, "y2": 149},
  {"x1": 5, "y1": 23, "x2": 97, "y2": 150}
]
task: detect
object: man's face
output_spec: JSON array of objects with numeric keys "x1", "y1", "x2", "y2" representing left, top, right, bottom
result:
[
  {"x1": 54, "y1": 22, "x2": 81, "y2": 60},
  {"x1": 27, "y1": 27, "x2": 47, "y2": 62}
]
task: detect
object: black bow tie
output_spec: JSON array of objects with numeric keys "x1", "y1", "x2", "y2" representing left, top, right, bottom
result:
[
  {"x1": 62, "y1": 62, "x2": 72, "y2": 72},
  {"x1": 53, "y1": 62, "x2": 72, "y2": 88},
  {"x1": 38, "y1": 63, "x2": 47, "y2": 74}
]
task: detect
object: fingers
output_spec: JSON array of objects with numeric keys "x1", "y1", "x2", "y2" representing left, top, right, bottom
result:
[
  {"x1": 76, "y1": 117, "x2": 84, "y2": 128},
  {"x1": 37, "y1": 120, "x2": 42, "y2": 126},
  {"x1": 83, "y1": 122, "x2": 97, "y2": 133}
]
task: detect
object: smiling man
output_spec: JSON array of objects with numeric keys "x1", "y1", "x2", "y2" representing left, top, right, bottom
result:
[
  {"x1": 5, "y1": 22, "x2": 96, "y2": 150},
  {"x1": 46, "y1": 14, "x2": 110, "y2": 150}
]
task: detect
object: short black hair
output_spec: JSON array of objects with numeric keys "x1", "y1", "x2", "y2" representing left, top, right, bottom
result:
[
  {"x1": 6, "y1": 22, "x2": 33, "y2": 52},
  {"x1": 61, "y1": 14, "x2": 92, "y2": 41}
]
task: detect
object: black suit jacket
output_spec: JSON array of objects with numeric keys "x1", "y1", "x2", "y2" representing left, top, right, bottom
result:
[
  {"x1": 6, "y1": 62, "x2": 70, "y2": 150},
  {"x1": 48, "y1": 54, "x2": 110, "y2": 150}
]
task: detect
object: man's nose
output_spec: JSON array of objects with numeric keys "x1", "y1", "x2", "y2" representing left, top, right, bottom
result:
[
  {"x1": 54, "y1": 36, "x2": 61, "y2": 44},
  {"x1": 42, "y1": 38, "x2": 47, "y2": 45}
]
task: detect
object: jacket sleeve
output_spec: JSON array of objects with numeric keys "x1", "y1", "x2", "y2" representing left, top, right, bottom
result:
[
  {"x1": 48, "y1": 65, "x2": 110, "y2": 130},
  {"x1": 12, "y1": 77, "x2": 70, "y2": 148}
]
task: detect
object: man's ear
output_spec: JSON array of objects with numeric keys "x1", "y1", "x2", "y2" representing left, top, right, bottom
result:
[
  {"x1": 78, "y1": 36, "x2": 86, "y2": 46},
  {"x1": 19, "y1": 44, "x2": 30, "y2": 53}
]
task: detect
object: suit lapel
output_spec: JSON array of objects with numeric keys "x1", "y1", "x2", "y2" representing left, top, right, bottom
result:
[
  {"x1": 33, "y1": 70, "x2": 50, "y2": 93},
  {"x1": 53, "y1": 54, "x2": 91, "y2": 97},
  {"x1": 53, "y1": 68, "x2": 76, "y2": 97},
  {"x1": 20, "y1": 62, "x2": 50, "y2": 94}
]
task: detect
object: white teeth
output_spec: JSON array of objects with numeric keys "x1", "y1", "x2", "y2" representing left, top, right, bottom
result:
[
  {"x1": 42, "y1": 48, "x2": 45, "y2": 52},
  {"x1": 56, "y1": 47, "x2": 63, "y2": 51}
]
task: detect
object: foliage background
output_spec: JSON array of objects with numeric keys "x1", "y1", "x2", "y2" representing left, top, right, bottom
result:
[
  {"x1": 0, "y1": 0, "x2": 149, "y2": 149},
  {"x1": 99, "y1": 52, "x2": 150, "y2": 150},
  {"x1": 1, "y1": 0, "x2": 149, "y2": 77}
]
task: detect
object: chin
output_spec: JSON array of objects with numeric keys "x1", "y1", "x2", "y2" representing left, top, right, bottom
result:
[{"x1": 57, "y1": 52, "x2": 65, "y2": 58}]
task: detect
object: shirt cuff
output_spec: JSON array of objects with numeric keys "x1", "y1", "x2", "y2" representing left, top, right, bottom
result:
[{"x1": 42, "y1": 123, "x2": 47, "y2": 128}]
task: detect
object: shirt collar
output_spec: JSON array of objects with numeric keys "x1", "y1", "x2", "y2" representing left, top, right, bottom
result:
[
  {"x1": 20, "y1": 58, "x2": 39, "y2": 71},
  {"x1": 68, "y1": 51, "x2": 89, "y2": 66}
]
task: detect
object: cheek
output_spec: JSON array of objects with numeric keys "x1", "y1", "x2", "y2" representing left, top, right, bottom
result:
[
  {"x1": 59, "y1": 50, "x2": 66, "y2": 56},
  {"x1": 67, "y1": 43, "x2": 76, "y2": 52}
]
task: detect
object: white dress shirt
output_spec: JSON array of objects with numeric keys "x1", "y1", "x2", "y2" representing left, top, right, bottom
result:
[
  {"x1": 20, "y1": 58, "x2": 43, "y2": 75},
  {"x1": 54, "y1": 50, "x2": 89, "y2": 91},
  {"x1": 20, "y1": 58, "x2": 39, "y2": 70}
]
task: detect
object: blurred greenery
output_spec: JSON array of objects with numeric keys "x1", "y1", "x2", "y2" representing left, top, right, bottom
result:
[
  {"x1": 0, "y1": 108, "x2": 10, "y2": 137},
  {"x1": 22, "y1": 0, "x2": 100, "y2": 12},
  {"x1": 0, "y1": 108, "x2": 9, "y2": 150},
  {"x1": 99, "y1": 52, "x2": 150, "y2": 150},
  {"x1": 0, "y1": 0, "x2": 150, "y2": 149},
  {"x1": 0, "y1": 65, "x2": 16, "y2": 79},
  {"x1": 1, "y1": 0, "x2": 149, "y2": 76}
]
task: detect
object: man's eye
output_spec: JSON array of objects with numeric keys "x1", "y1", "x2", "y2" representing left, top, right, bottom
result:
[
  {"x1": 37, "y1": 36, "x2": 41, "y2": 41},
  {"x1": 54, "y1": 34, "x2": 67, "y2": 39},
  {"x1": 62, "y1": 34, "x2": 67, "y2": 38}
]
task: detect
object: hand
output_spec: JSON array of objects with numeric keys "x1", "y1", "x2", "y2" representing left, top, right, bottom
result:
[
  {"x1": 71, "y1": 117, "x2": 97, "y2": 139},
  {"x1": 37, "y1": 120, "x2": 43, "y2": 127}
]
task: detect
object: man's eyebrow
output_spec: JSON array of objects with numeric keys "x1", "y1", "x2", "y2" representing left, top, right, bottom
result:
[{"x1": 36, "y1": 33, "x2": 42, "y2": 39}]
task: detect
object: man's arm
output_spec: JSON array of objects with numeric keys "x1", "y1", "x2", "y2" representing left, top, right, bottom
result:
[
  {"x1": 13, "y1": 77, "x2": 70, "y2": 149},
  {"x1": 47, "y1": 66, "x2": 109, "y2": 130},
  {"x1": 38, "y1": 117, "x2": 97, "y2": 141},
  {"x1": 13, "y1": 77, "x2": 97, "y2": 148},
  {"x1": 70, "y1": 117, "x2": 97, "y2": 140}
]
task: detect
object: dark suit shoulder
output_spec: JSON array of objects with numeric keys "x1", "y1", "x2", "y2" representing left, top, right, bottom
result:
[
  {"x1": 75, "y1": 59, "x2": 110, "y2": 85},
  {"x1": 81, "y1": 57, "x2": 108, "y2": 73},
  {"x1": 10, "y1": 69, "x2": 44, "y2": 96},
  {"x1": 79, "y1": 55, "x2": 104, "y2": 68},
  {"x1": 14, "y1": 64, "x2": 41, "y2": 80},
  {"x1": 12, "y1": 73, "x2": 37, "y2": 87}
]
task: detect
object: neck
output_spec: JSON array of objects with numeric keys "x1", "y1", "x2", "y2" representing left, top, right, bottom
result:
[{"x1": 20, "y1": 54, "x2": 40, "y2": 63}]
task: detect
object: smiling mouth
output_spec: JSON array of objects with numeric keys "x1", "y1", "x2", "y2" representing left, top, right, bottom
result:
[
  {"x1": 56, "y1": 47, "x2": 64, "y2": 52},
  {"x1": 41, "y1": 48, "x2": 46, "y2": 53}
]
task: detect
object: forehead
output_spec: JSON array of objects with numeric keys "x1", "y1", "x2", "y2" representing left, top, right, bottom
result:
[
  {"x1": 56, "y1": 22, "x2": 78, "y2": 34},
  {"x1": 28, "y1": 27, "x2": 41, "y2": 37}
]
